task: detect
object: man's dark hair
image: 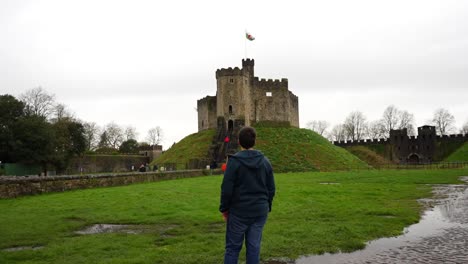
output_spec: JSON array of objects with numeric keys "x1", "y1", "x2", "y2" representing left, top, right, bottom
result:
[{"x1": 238, "y1": 126, "x2": 256, "y2": 149}]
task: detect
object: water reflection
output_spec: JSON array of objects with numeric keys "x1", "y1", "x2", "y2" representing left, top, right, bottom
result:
[{"x1": 296, "y1": 179, "x2": 468, "y2": 264}]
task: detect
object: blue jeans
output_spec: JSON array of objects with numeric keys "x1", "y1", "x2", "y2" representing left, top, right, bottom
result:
[{"x1": 224, "y1": 213, "x2": 268, "y2": 264}]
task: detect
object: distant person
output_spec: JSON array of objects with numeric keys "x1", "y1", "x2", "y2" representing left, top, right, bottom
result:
[
  {"x1": 210, "y1": 160, "x2": 218, "y2": 170},
  {"x1": 219, "y1": 126, "x2": 275, "y2": 264},
  {"x1": 224, "y1": 136, "x2": 230, "y2": 143},
  {"x1": 138, "y1": 163, "x2": 146, "y2": 172}
]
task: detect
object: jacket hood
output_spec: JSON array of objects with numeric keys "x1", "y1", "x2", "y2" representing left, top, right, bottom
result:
[{"x1": 230, "y1": 150, "x2": 265, "y2": 169}]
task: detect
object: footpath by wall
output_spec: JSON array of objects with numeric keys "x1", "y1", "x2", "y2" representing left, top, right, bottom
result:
[{"x1": 0, "y1": 169, "x2": 222, "y2": 199}]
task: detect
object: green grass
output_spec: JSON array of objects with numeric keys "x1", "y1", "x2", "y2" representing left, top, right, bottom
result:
[
  {"x1": 153, "y1": 127, "x2": 368, "y2": 172},
  {"x1": 345, "y1": 145, "x2": 392, "y2": 168},
  {"x1": 254, "y1": 127, "x2": 368, "y2": 172},
  {"x1": 434, "y1": 140, "x2": 466, "y2": 161},
  {"x1": 152, "y1": 129, "x2": 215, "y2": 168},
  {"x1": 1, "y1": 169, "x2": 467, "y2": 263},
  {"x1": 445, "y1": 141, "x2": 468, "y2": 162}
]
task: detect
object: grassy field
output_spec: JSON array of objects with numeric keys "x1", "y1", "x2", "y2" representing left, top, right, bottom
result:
[{"x1": 1, "y1": 169, "x2": 467, "y2": 263}]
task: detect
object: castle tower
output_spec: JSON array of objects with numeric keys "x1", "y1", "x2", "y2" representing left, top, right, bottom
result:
[
  {"x1": 215, "y1": 60, "x2": 254, "y2": 131},
  {"x1": 197, "y1": 58, "x2": 299, "y2": 132},
  {"x1": 242, "y1": 58, "x2": 254, "y2": 78}
]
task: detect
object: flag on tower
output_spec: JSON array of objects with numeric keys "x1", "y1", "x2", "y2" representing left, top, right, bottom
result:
[{"x1": 246, "y1": 32, "x2": 255, "y2": 41}]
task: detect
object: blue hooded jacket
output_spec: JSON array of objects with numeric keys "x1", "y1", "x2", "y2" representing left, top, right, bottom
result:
[{"x1": 219, "y1": 150, "x2": 275, "y2": 217}]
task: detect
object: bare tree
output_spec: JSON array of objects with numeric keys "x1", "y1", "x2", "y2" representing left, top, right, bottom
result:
[
  {"x1": 328, "y1": 124, "x2": 346, "y2": 142},
  {"x1": 398, "y1": 110, "x2": 416, "y2": 136},
  {"x1": 83, "y1": 122, "x2": 100, "y2": 151},
  {"x1": 380, "y1": 105, "x2": 399, "y2": 137},
  {"x1": 343, "y1": 111, "x2": 367, "y2": 141},
  {"x1": 432, "y1": 108, "x2": 455, "y2": 135},
  {"x1": 379, "y1": 105, "x2": 416, "y2": 137},
  {"x1": 367, "y1": 120, "x2": 385, "y2": 140},
  {"x1": 20, "y1": 87, "x2": 56, "y2": 118},
  {"x1": 124, "y1": 126, "x2": 138, "y2": 141},
  {"x1": 102, "y1": 122, "x2": 124, "y2": 148},
  {"x1": 146, "y1": 126, "x2": 164, "y2": 145},
  {"x1": 306, "y1": 120, "x2": 329, "y2": 136},
  {"x1": 461, "y1": 120, "x2": 468, "y2": 135},
  {"x1": 51, "y1": 103, "x2": 75, "y2": 123}
]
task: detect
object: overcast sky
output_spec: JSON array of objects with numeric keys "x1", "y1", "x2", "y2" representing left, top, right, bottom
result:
[{"x1": 1, "y1": 0, "x2": 467, "y2": 149}]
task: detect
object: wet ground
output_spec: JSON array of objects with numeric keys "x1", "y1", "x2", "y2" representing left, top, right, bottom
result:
[{"x1": 292, "y1": 176, "x2": 468, "y2": 264}]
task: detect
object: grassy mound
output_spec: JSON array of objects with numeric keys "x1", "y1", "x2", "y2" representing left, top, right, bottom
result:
[
  {"x1": 444, "y1": 141, "x2": 468, "y2": 162},
  {"x1": 344, "y1": 145, "x2": 392, "y2": 168},
  {"x1": 152, "y1": 129, "x2": 215, "y2": 168},
  {"x1": 254, "y1": 127, "x2": 368, "y2": 172},
  {"x1": 154, "y1": 126, "x2": 368, "y2": 172}
]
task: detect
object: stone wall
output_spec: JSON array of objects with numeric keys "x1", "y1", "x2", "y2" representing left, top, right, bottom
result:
[
  {"x1": 0, "y1": 169, "x2": 222, "y2": 198},
  {"x1": 67, "y1": 155, "x2": 150, "y2": 174}
]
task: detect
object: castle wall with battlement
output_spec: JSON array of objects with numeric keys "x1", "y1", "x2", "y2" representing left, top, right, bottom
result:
[{"x1": 333, "y1": 126, "x2": 467, "y2": 163}]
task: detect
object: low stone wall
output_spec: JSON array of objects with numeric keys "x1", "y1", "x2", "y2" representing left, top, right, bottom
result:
[{"x1": 0, "y1": 169, "x2": 222, "y2": 199}]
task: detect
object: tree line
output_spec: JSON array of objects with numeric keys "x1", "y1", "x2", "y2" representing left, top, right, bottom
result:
[
  {"x1": 307, "y1": 105, "x2": 468, "y2": 142},
  {"x1": 0, "y1": 87, "x2": 164, "y2": 173}
]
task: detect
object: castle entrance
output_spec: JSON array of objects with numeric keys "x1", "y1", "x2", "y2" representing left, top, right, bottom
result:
[
  {"x1": 228, "y1": 120, "x2": 234, "y2": 132},
  {"x1": 407, "y1": 153, "x2": 420, "y2": 164}
]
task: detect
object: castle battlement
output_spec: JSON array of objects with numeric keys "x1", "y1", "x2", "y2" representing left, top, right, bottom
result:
[
  {"x1": 242, "y1": 58, "x2": 254, "y2": 66},
  {"x1": 253, "y1": 77, "x2": 288, "y2": 89},
  {"x1": 215, "y1": 67, "x2": 246, "y2": 78}
]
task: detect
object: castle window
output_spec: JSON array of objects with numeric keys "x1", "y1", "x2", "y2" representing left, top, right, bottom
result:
[
  {"x1": 202, "y1": 120, "x2": 204, "y2": 127},
  {"x1": 230, "y1": 78, "x2": 234, "y2": 83},
  {"x1": 266, "y1": 92, "x2": 272, "y2": 97},
  {"x1": 229, "y1": 105, "x2": 233, "y2": 114}
]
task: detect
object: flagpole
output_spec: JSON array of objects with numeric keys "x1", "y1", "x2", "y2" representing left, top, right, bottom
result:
[{"x1": 244, "y1": 29, "x2": 247, "y2": 59}]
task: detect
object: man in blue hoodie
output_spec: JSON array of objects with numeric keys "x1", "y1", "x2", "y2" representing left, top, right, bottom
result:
[{"x1": 220, "y1": 126, "x2": 276, "y2": 264}]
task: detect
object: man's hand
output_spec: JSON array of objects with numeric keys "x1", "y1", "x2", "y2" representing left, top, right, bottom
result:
[{"x1": 222, "y1": 211, "x2": 229, "y2": 222}]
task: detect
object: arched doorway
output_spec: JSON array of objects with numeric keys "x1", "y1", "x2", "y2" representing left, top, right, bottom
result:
[
  {"x1": 407, "y1": 153, "x2": 420, "y2": 164},
  {"x1": 228, "y1": 120, "x2": 234, "y2": 132}
]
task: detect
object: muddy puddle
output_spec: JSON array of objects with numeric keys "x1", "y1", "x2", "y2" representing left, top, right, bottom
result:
[
  {"x1": 75, "y1": 224, "x2": 144, "y2": 235},
  {"x1": 75, "y1": 223, "x2": 178, "y2": 235},
  {"x1": 2, "y1": 246, "x2": 44, "y2": 252},
  {"x1": 294, "y1": 176, "x2": 468, "y2": 264}
]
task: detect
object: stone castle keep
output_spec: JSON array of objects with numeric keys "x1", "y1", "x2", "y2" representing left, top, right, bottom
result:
[{"x1": 197, "y1": 59, "x2": 299, "y2": 132}]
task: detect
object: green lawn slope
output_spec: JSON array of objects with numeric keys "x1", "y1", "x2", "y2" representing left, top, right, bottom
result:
[
  {"x1": 152, "y1": 129, "x2": 215, "y2": 168},
  {"x1": 444, "y1": 141, "x2": 468, "y2": 162},
  {"x1": 154, "y1": 126, "x2": 368, "y2": 172},
  {"x1": 344, "y1": 145, "x2": 393, "y2": 168},
  {"x1": 254, "y1": 127, "x2": 368, "y2": 172}
]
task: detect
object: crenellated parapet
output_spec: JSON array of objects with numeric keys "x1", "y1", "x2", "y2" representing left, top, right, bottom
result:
[
  {"x1": 253, "y1": 77, "x2": 289, "y2": 89},
  {"x1": 333, "y1": 138, "x2": 388, "y2": 146},
  {"x1": 242, "y1": 58, "x2": 254, "y2": 66},
  {"x1": 436, "y1": 133, "x2": 468, "y2": 141},
  {"x1": 215, "y1": 67, "x2": 246, "y2": 78}
]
